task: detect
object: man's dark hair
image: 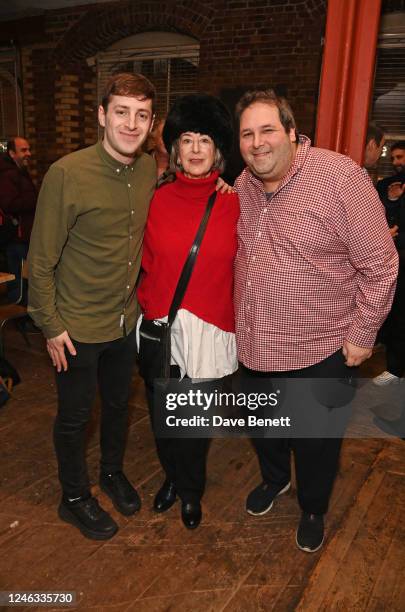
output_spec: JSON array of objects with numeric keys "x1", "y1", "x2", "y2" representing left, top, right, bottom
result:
[
  {"x1": 101, "y1": 72, "x2": 156, "y2": 113},
  {"x1": 235, "y1": 89, "x2": 298, "y2": 141},
  {"x1": 366, "y1": 122, "x2": 385, "y2": 146},
  {"x1": 391, "y1": 140, "x2": 405, "y2": 152}
]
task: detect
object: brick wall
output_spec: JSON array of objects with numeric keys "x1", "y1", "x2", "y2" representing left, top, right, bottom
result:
[{"x1": 3, "y1": 0, "x2": 327, "y2": 184}]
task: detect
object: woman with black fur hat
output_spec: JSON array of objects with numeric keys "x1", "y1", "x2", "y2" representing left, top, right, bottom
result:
[{"x1": 137, "y1": 94, "x2": 239, "y2": 529}]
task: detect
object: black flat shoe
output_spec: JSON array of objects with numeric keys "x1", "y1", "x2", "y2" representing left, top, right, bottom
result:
[
  {"x1": 153, "y1": 481, "x2": 177, "y2": 513},
  {"x1": 181, "y1": 501, "x2": 202, "y2": 530}
]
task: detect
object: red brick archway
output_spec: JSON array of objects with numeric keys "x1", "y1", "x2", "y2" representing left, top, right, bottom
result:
[
  {"x1": 54, "y1": 0, "x2": 327, "y2": 67},
  {"x1": 54, "y1": 0, "x2": 212, "y2": 66}
]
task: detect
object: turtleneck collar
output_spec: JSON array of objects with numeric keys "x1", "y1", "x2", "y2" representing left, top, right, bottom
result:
[{"x1": 170, "y1": 170, "x2": 219, "y2": 199}]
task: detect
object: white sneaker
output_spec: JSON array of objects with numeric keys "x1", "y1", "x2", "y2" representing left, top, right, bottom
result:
[{"x1": 373, "y1": 371, "x2": 401, "y2": 386}]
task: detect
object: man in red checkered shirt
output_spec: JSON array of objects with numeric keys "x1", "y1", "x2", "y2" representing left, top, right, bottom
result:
[{"x1": 234, "y1": 89, "x2": 398, "y2": 553}]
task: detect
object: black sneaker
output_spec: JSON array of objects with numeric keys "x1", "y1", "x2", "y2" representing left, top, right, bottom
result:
[
  {"x1": 296, "y1": 512, "x2": 324, "y2": 553},
  {"x1": 58, "y1": 495, "x2": 118, "y2": 540},
  {"x1": 100, "y1": 471, "x2": 141, "y2": 516},
  {"x1": 246, "y1": 481, "x2": 291, "y2": 515}
]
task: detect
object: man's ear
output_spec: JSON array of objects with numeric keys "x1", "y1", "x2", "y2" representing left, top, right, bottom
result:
[
  {"x1": 98, "y1": 105, "x2": 106, "y2": 128},
  {"x1": 368, "y1": 139, "x2": 377, "y2": 152}
]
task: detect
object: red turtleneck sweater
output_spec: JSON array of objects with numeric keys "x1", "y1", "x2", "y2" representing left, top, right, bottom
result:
[{"x1": 137, "y1": 171, "x2": 239, "y2": 332}]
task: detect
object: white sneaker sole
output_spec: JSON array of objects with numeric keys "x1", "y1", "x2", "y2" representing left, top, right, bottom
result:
[
  {"x1": 247, "y1": 481, "x2": 291, "y2": 516},
  {"x1": 372, "y1": 375, "x2": 401, "y2": 387},
  {"x1": 295, "y1": 532, "x2": 324, "y2": 553}
]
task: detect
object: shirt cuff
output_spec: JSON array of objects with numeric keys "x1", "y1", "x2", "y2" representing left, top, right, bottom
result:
[
  {"x1": 345, "y1": 326, "x2": 377, "y2": 349},
  {"x1": 27, "y1": 307, "x2": 66, "y2": 339}
]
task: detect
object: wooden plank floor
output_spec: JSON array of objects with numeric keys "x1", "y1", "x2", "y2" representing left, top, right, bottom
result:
[{"x1": 0, "y1": 327, "x2": 404, "y2": 612}]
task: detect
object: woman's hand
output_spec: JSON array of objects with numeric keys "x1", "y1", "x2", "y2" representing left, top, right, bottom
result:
[{"x1": 216, "y1": 177, "x2": 235, "y2": 194}]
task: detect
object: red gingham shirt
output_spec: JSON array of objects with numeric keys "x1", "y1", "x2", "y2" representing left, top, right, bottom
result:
[{"x1": 234, "y1": 136, "x2": 399, "y2": 372}]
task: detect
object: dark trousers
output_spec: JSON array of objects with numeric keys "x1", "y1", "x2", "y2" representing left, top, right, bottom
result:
[
  {"x1": 145, "y1": 366, "x2": 210, "y2": 504},
  {"x1": 382, "y1": 268, "x2": 405, "y2": 377},
  {"x1": 6, "y1": 241, "x2": 28, "y2": 304},
  {"x1": 240, "y1": 349, "x2": 355, "y2": 515},
  {"x1": 54, "y1": 327, "x2": 137, "y2": 500}
]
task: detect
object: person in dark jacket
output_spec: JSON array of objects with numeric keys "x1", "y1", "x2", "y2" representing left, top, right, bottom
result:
[
  {"x1": 0, "y1": 137, "x2": 37, "y2": 303},
  {"x1": 373, "y1": 141, "x2": 405, "y2": 389}
]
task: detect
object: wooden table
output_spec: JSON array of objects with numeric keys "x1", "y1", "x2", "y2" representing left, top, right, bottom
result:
[{"x1": 0, "y1": 272, "x2": 15, "y2": 283}]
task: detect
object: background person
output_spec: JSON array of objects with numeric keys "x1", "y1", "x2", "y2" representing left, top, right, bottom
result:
[
  {"x1": 145, "y1": 116, "x2": 169, "y2": 179},
  {"x1": 363, "y1": 122, "x2": 385, "y2": 171},
  {"x1": 28, "y1": 73, "x2": 157, "y2": 541},
  {"x1": 137, "y1": 94, "x2": 239, "y2": 530},
  {"x1": 373, "y1": 141, "x2": 405, "y2": 388},
  {"x1": 0, "y1": 137, "x2": 37, "y2": 303}
]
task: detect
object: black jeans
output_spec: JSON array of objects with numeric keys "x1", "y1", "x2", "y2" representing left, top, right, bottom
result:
[
  {"x1": 54, "y1": 327, "x2": 137, "y2": 500},
  {"x1": 240, "y1": 349, "x2": 356, "y2": 515},
  {"x1": 383, "y1": 268, "x2": 405, "y2": 377},
  {"x1": 145, "y1": 365, "x2": 210, "y2": 504}
]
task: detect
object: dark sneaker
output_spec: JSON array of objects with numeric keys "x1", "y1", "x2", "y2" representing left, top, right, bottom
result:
[
  {"x1": 58, "y1": 495, "x2": 118, "y2": 540},
  {"x1": 100, "y1": 471, "x2": 141, "y2": 516},
  {"x1": 246, "y1": 481, "x2": 291, "y2": 516},
  {"x1": 296, "y1": 512, "x2": 324, "y2": 553}
]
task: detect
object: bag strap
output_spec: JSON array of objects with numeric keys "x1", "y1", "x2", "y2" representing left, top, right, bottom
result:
[{"x1": 167, "y1": 191, "x2": 217, "y2": 325}]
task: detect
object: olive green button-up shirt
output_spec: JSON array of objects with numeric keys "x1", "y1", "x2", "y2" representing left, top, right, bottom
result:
[{"x1": 28, "y1": 142, "x2": 156, "y2": 342}]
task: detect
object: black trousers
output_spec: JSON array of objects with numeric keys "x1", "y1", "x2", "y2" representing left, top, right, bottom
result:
[
  {"x1": 54, "y1": 327, "x2": 137, "y2": 500},
  {"x1": 240, "y1": 349, "x2": 355, "y2": 515},
  {"x1": 382, "y1": 268, "x2": 405, "y2": 377},
  {"x1": 145, "y1": 366, "x2": 210, "y2": 504}
]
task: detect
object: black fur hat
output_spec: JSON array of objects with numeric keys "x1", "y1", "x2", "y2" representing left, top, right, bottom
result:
[{"x1": 162, "y1": 94, "x2": 233, "y2": 158}]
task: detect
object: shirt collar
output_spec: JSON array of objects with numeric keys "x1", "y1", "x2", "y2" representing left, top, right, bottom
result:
[
  {"x1": 247, "y1": 134, "x2": 311, "y2": 194},
  {"x1": 96, "y1": 141, "x2": 140, "y2": 174}
]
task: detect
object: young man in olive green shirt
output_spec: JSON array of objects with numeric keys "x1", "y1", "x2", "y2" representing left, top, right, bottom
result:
[{"x1": 28, "y1": 73, "x2": 157, "y2": 540}]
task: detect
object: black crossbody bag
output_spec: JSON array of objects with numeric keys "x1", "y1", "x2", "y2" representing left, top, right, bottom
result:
[{"x1": 138, "y1": 191, "x2": 217, "y2": 384}]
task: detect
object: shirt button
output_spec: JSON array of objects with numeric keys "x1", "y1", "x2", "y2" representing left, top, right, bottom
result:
[
  {"x1": 116, "y1": 169, "x2": 120, "y2": 173},
  {"x1": 129, "y1": 235, "x2": 133, "y2": 240},
  {"x1": 247, "y1": 326, "x2": 251, "y2": 332},
  {"x1": 247, "y1": 304, "x2": 250, "y2": 310},
  {"x1": 252, "y1": 255, "x2": 256, "y2": 261},
  {"x1": 128, "y1": 261, "x2": 132, "y2": 266},
  {"x1": 126, "y1": 285, "x2": 130, "y2": 290},
  {"x1": 131, "y1": 210, "x2": 134, "y2": 215},
  {"x1": 247, "y1": 281, "x2": 251, "y2": 287},
  {"x1": 257, "y1": 231, "x2": 262, "y2": 238},
  {"x1": 128, "y1": 184, "x2": 131, "y2": 188},
  {"x1": 263, "y1": 208, "x2": 267, "y2": 213}
]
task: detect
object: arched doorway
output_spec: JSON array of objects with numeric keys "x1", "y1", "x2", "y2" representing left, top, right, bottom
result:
[{"x1": 94, "y1": 31, "x2": 200, "y2": 118}]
